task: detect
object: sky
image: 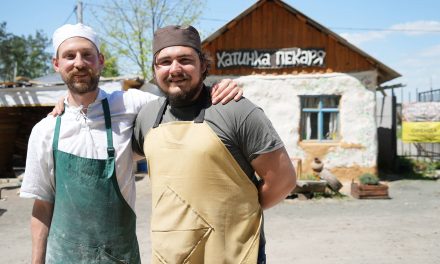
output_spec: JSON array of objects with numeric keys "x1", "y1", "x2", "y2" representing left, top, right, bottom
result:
[{"x1": 1, "y1": 0, "x2": 440, "y2": 102}]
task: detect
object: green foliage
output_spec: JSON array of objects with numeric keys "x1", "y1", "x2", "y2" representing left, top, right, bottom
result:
[
  {"x1": 90, "y1": 0, "x2": 206, "y2": 79},
  {"x1": 393, "y1": 157, "x2": 439, "y2": 180},
  {"x1": 427, "y1": 162, "x2": 437, "y2": 174},
  {"x1": 412, "y1": 160, "x2": 437, "y2": 177},
  {"x1": 0, "y1": 22, "x2": 51, "y2": 81},
  {"x1": 313, "y1": 191, "x2": 347, "y2": 200},
  {"x1": 301, "y1": 173, "x2": 320, "y2": 181},
  {"x1": 100, "y1": 42, "x2": 120, "y2": 77},
  {"x1": 358, "y1": 173, "x2": 379, "y2": 185}
]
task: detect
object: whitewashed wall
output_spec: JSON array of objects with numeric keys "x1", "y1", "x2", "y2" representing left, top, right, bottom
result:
[{"x1": 210, "y1": 71, "x2": 379, "y2": 169}]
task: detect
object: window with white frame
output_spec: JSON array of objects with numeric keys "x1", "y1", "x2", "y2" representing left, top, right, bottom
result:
[{"x1": 300, "y1": 95, "x2": 341, "y2": 141}]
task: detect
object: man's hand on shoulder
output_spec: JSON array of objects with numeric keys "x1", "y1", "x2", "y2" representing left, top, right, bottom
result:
[
  {"x1": 211, "y1": 78, "x2": 243, "y2": 105},
  {"x1": 48, "y1": 96, "x2": 65, "y2": 117}
]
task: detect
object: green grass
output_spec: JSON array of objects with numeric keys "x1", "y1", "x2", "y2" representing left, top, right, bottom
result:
[{"x1": 312, "y1": 190, "x2": 348, "y2": 199}]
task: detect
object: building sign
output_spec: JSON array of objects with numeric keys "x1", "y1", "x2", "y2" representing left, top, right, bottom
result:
[
  {"x1": 216, "y1": 48, "x2": 326, "y2": 69},
  {"x1": 402, "y1": 102, "x2": 440, "y2": 143}
]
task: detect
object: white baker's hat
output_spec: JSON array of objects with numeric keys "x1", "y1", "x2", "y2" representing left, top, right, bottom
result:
[{"x1": 52, "y1": 23, "x2": 100, "y2": 56}]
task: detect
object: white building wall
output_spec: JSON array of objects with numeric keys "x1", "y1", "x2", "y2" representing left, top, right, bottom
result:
[{"x1": 210, "y1": 70, "x2": 379, "y2": 169}]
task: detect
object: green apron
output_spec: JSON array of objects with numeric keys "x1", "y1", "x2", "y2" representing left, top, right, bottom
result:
[{"x1": 46, "y1": 98, "x2": 140, "y2": 264}]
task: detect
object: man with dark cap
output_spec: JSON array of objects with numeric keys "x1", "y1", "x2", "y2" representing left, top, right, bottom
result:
[
  {"x1": 133, "y1": 25, "x2": 296, "y2": 263},
  {"x1": 20, "y1": 23, "x2": 242, "y2": 264}
]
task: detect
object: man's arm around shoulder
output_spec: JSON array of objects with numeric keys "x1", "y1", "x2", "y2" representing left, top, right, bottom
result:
[
  {"x1": 251, "y1": 147, "x2": 296, "y2": 210},
  {"x1": 31, "y1": 199, "x2": 54, "y2": 264}
]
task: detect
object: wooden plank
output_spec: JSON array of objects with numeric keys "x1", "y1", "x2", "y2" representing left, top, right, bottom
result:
[
  {"x1": 201, "y1": 0, "x2": 379, "y2": 76},
  {"x1": 249, "y1": 4, "x2": 259, "y2": 49},
  {"x1": 351, "y1": 183, "x2": 390, "y2": 199},
  {"x1": 266, "y1": 0, "x2": 274, "y2": 47},
  {"x1": 279, "y1": 3, "x2": 289, "y2": 48},
  {"x1": 255, "y1": 1, "x2": 264, "y2": 48}
]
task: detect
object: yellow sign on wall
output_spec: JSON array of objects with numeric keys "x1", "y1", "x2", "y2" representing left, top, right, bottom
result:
[{"x1": 402, "y1": 122, "x2": 440, "y2": 142}]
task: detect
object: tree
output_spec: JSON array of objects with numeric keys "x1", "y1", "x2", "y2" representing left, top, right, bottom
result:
[
  {"x1": 90, "y1": 0, "x2": 205, "y2": 80},
  {"x1": 0, "y1": 22, "x2": 15, "y2": 82},
  {"x1": 100, "y1": 42, "x2": 120, "y2": 77},
  {"x1": 0, "y1": 22, "x2": 51, "y2": 82}
]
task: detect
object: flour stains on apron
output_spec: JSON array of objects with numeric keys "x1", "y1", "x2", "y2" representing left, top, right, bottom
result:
[{"x1": 46, "y1": 98, "x2": 140, "y2": 263}]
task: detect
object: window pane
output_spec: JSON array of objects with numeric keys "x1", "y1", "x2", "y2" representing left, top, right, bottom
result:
[
  {"x1": 300, "y1": 95, "x2": 340, "y2": 141},
  {"x1": 301, "y1": 97, "x2": 320, "y2": 108},
  {"x1": 322, "y1": 96, "x2": 340, "y2": 108},
  {"x1": 301, "y1": 112, "x2": 318, "y2": 139},
  {"x1": 323, "y1": 112, "x2": 340, "y2": 140}
]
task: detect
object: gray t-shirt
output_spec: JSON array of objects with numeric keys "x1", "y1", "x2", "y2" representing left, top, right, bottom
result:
[{"x1": 133, "y1": 87, "x2": 284, "y2": 181}]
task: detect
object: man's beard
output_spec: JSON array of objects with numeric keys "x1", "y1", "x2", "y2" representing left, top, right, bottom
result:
[
  {"x1": 63, "y1": 69, "x2": 100, "y2": 94},
  {"x1": 165, "y1": 73, "x2": 204, "y2": 107}
]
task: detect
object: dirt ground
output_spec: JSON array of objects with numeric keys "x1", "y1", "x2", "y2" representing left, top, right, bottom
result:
[{"x1": 1, "y1": 176, "x2": 439, "y2": 263}]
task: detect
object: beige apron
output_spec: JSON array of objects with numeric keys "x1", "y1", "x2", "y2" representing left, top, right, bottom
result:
[{"x1": 144, "y1": 102, "x2": 262, "y2": 263}]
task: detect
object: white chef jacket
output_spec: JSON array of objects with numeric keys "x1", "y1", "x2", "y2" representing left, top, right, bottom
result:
[{"x1": 20, "y1": 88, "x2": 157, "y2": 210}]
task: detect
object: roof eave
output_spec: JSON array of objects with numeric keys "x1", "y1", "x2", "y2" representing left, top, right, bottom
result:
[{"x1": 202, "y1": 0, "x2": 401, "y2": 84}]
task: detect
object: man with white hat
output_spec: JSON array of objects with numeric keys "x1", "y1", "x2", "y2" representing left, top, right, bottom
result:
[{"x1": 20, "y1": 23, "x2": 241, "y2": 263}]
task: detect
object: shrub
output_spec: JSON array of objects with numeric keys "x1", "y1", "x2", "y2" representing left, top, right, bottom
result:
[
  {"x1": 358, "y1": 173, "x2": 379, "y2": 185},
  {"x1": 434, "y1": 161, "x2": 440, "y2": 170}
]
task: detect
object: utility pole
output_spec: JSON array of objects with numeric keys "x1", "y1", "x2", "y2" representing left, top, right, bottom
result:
[{"x1": 77, "y1": 0, "x2": 83, "y2": 23}]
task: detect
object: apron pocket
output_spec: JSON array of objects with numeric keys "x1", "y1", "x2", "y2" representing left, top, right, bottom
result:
[
  {"x1": 100, "y1": 248, "x2": 129, "y2": 264},
  {"x1": 151, "y1": 186, "x2": 212, "y2": 263},
  {"x1": 47, "y1": 234, "x2": 130, "y2": 264},
  {"x1": 47, "y1": 234, "x2": 100, "y2": 263}
]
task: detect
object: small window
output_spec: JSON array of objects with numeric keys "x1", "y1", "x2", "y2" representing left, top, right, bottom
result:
[{"x1": 300, "y1": 95, "x2": 340, "y2": 141}]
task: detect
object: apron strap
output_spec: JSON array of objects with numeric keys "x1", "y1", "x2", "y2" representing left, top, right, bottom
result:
[
  {"x1": 153, "y1": 98, "x2": 169, "y2": 128},
  {"x1": 195, "y1": 87, "x2": 209, "y2": 123},
  {"x1": 101, "y1": 98, "x2": 115, "y2": 158},
  {"x1": 52, "y1": 105, "x2": 66, "y2": 151},
  {"x1": 53, "y1": 115, "x2": 62, "y2": 152},
  {"x1": 153, "y1": 97, "x2": 207, "y2": 127},
  {"x1": 194, "y1": 108, "x2": 205, "y2": 123},
  {"x1": 52, "y1": 109, "x2": 65, "y2": 185}
]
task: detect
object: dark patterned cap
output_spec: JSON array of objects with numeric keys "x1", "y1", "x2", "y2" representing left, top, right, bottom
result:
[{"x1": 153, "y1": 25, "x2": 201, "y2": 55}]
